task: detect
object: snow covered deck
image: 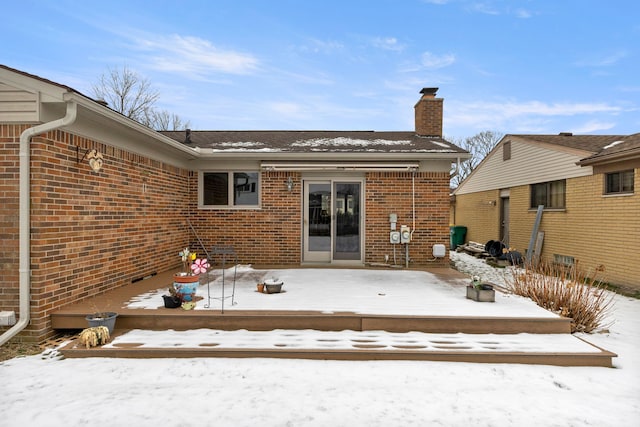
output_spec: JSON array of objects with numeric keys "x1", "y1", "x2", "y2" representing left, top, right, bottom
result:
[{"x1": 53, "y1": 266, "x2": 617, "y2": 366}]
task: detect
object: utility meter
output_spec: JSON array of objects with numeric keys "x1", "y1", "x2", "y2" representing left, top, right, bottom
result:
[
  {"x1": 390, "y1": 231, "x2": 401, "y2": 244},
  {"x1": 400, "y1": 225, "x2": 411, "y2": 243}
]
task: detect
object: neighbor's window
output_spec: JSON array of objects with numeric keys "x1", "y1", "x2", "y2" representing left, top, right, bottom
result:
[
  {"x1": 605, "y1": 170, "x2": 634, "y2": 195},
  {"x1": 530, "y1": 179, "x2": 565, "y2": 209},
  {"x1": 202, "y1": 171, "x2": 259, "y2": 207}
]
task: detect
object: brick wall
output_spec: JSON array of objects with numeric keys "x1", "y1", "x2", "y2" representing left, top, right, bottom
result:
[
  {"x1": 365, "y1": 171, "x2": 450, "y2": 266},
  {"x1": 0, "y1": 125, "x2": 21, "y2": 330},
  {"x1": 0, "y1": 124, "x2": 191, "y2": 342},
  {"x1": 455, "y1": 172, "x2": 640, "y2": 290},
  {"x1": 451, "y1": 189, "x2": 502, "y2": 244},
  {"x1": 509, "y1": 174, "x2": 639, "y2": 289},
  {"x1": 186, "y1": 171, "x2": 302, "y2": 266},
  {"x1": 187, "y1": 171, "x2": 451, "y2": 267}
]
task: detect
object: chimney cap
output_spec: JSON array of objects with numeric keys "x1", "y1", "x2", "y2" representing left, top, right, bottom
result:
[
  {"x1": 559, "y1": 132, "x2": 573, "y2": 136},
  {"x1": 420, "y1": 87, "x2": 439, "y2": 96}
]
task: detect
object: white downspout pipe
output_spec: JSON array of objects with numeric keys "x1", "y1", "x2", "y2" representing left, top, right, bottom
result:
[{"x1": 0, "y1": 100, "x2": 77, "y2": 346}]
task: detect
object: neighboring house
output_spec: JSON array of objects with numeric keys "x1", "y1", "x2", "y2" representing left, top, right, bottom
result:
[
  {"x1": 0, "y1": 64, "x2": 469, "y2": 343},
  {"x1": 452, "y1": 133, "x2": 640, "y2": 291}
]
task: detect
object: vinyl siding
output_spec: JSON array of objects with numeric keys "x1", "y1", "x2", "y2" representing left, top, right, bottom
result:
[
  {"x1": 455, "y1": 138, "x2": 593, "y2": 195},
  {"x1": 0, "y1": 82, "x2": 38, "y2": 122}
]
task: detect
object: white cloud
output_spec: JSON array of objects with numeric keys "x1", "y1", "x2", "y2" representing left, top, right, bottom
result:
[
  {"x1": 493, "y1": 101, "x2": 622, "y2": 117},
  {"x1": 576, "y1": 50, "x2": 628, "y2": 67},
  {"x1": 515, "y1": 8, "x2": 533, "y2": 19},
  {"x1": 371, "y1": 37, "x2": 405, "y2": 52},
  {"x1": 569, "y1": 120, "x2": 616, "y2": 133},
  {"x1": 300, "y1": 38, "x2": 345, "y2": 54},
  {"x1": 133, "y1": 34, "x2": 259, "y2": 76},
  {"x1": 469, "y1": 2, "x2": 500, "y2": 15},
  {"x1": 269, "y1": 102, "x2": 306, "y2": 117},
  {"x1": 421, "y1": 51, "x2": 456, "y2": 69},
  {"x1": 446, "y1": 99, "x2": 625, "y2": 135}
]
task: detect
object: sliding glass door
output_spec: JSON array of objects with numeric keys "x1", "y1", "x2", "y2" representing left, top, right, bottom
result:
[{"x1": 303, "y1": 180, "x2": 362, "y2": 263}]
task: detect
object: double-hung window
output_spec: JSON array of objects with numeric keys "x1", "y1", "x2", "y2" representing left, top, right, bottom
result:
[
  {"x1": 530, "y1": 179, "x2": 566, "y2": 209},
  {"x1": 201, "y1": 171, "x2": 260, "y2": 208},
  {"x1": 605, "y1": 170, "x2": 634, "y2": 195}
]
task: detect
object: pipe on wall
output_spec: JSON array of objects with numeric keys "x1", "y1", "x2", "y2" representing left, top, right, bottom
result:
[{"x1": 0, "y1": 101, "x2": 78, "y2": 346}]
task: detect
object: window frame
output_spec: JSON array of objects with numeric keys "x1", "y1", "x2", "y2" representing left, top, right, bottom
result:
[
  {"x1": 530, "y1": 179, "x2": 566, "y2": 209},
  {"x1": 604, "y1": 170, "x2": 634, "y2": 195},
  {"x1": 199, "y1": 171, "x2": 261, "y2": 209}
]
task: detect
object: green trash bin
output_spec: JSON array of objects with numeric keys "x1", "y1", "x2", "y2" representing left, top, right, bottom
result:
[{"x1": 450, "y1": 226, "x2": 467, "y2": 250}]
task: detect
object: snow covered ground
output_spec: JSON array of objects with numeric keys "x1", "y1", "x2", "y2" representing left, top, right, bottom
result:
[{"x1": 1, "y1": 253, "x2": 639, "y2": 426}]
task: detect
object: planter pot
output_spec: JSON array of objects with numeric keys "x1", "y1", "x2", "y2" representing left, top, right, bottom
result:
[
  {"x1": 173, "y1": 274, "x2": 200, "y2": 302},
  {"x1": 466, "y1": 285, "x2": 495, "y2": 302},
  {"x1": 264, "y1": 278, "x2": 284, "y2": 294},
  {"x1": 257, "y1": 283, "x2": 265, "y2": 293},
  {"x1": 86, "y1": 312, "x2": 118, "y2": 334},
  {"x1": 162, "y1": 295, "x2": 181, "y2": 308}
]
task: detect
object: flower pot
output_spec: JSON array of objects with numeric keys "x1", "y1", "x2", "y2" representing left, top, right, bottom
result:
[
  {"x1": 85, "y1": 312, "x2": 118, "y2": 334},
  {"x1": 466, "y1": 285, "x2": 495, "y2": 302},
  {"x1": 257, "y1": 283, "x2": 265, "y2": 293},
  {"x1": 162, "y1": 295, "x2": 181, "y2": 308},
  {"x1": 264, "y1": 279, "x2": 284, "y2": 294},
  {"x1": 173, "y1": 274, "x2": 200, "y2": 302}
]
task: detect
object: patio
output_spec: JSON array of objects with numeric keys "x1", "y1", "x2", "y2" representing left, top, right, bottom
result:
[{"x1": 53, "y1": 266, "x2": 616, "y2": 366}]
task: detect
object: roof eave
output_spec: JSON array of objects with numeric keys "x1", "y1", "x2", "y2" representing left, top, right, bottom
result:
[{"x1": 577, "y1": 148, "x2": 640, "y2": 166}]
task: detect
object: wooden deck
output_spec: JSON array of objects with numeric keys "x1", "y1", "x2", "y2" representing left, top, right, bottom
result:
[{"x1": 52, "y1": 268, "x2": 617, "y2": 367}]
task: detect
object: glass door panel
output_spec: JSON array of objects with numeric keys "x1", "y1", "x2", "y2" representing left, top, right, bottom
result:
[
  {"x1": 303, "y1": 181, "x2": 331, "y2": 262},
  {"x1": 333, "y1": 182, "x2": 361, "y2": 260}
]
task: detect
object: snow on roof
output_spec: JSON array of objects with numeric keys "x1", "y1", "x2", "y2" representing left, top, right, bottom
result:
[
  {"x1": 291, "y1": 138, "x2": 413, "y2": 148},
  {"x1": 602, "y1": 140, "x2": 625, "y2": 150}
]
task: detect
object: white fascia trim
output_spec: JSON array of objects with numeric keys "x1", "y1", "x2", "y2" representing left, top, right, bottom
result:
[
  {"x1": 63, "y1": 92, "x2": 199, "y2": 159},
  {"x1": 261, "y1": 161, "x2": 420, "y2": 171}
]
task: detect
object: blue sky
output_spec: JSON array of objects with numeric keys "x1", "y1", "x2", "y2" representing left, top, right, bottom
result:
[{"x1": 2, "y1": 0, "x2": 638, "y2": 139}]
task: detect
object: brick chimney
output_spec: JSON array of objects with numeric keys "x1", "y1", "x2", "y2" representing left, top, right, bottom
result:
[{"x1": 414, "y1": 87, "x2": 443, "y2": 137}]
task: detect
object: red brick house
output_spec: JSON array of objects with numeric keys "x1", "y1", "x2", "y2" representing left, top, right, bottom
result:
[{"x1": 0, "y1": 64, "x2": 469, "y2": 343}]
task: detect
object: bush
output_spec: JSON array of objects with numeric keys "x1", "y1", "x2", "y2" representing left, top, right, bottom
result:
[{"x1": 505, "y1": 261, "x2": 614, "y2": 333}]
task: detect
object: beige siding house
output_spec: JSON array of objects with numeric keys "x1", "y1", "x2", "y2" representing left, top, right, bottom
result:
[{"x1": 452, "y1": 133, "x2": 640, "y2": 292}]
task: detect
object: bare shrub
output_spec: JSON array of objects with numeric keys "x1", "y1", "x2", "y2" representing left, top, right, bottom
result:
[{"x1": 505, "y1": 260, "x2": 614, "y2": 333}]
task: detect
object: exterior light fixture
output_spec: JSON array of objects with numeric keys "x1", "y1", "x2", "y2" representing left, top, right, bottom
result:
[{"x1": 285, "y1": 176, "x2": 295, "y2": 192}]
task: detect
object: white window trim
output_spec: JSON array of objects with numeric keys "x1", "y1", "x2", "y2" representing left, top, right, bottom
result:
[{"x1": 198, "y1": 170, "x2": 261, "y2": 210}]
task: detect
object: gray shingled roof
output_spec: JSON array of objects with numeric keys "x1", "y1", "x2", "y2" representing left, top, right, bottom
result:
[
  {"x1": 507, "y1": 133, "x2": 626, "y2": 153},
  {"x1": 577, "y1": 132, "x2": 640, "y2": 164},
  {"x1": 160, "y1": 130, "x2": 467, "y2": 154}
]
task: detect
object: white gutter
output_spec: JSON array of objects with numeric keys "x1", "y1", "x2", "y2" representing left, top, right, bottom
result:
[{"x1": 0, "y1": 100, "x2": 78, "y2": 346}]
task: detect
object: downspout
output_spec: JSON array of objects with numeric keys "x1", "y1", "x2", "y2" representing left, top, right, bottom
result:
[
  {"x1": 0, "y1": 100, "x2": 78, "y2": 346},
  {"x1": 450, "y1": 156, "x2": 462, "y2": 180}
]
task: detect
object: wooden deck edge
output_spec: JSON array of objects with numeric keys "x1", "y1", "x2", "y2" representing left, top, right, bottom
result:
[
  {"x1": 59, "y1": 341, "x2": 616, "y2": 367},
  {"x1": 52, "y1": 312, "x2": 571, "y2": 334}
]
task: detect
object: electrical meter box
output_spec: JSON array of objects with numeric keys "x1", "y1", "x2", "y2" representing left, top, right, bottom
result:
[
  {"x1": 389, "y1": 213, "x2": 397, "y2": 231},
  {"x1": 390, "y1": 231, "x2": 400, "y2": 244},
  {"x1": 400, "y1": 225, "x2": 411, "y2": 243}
]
